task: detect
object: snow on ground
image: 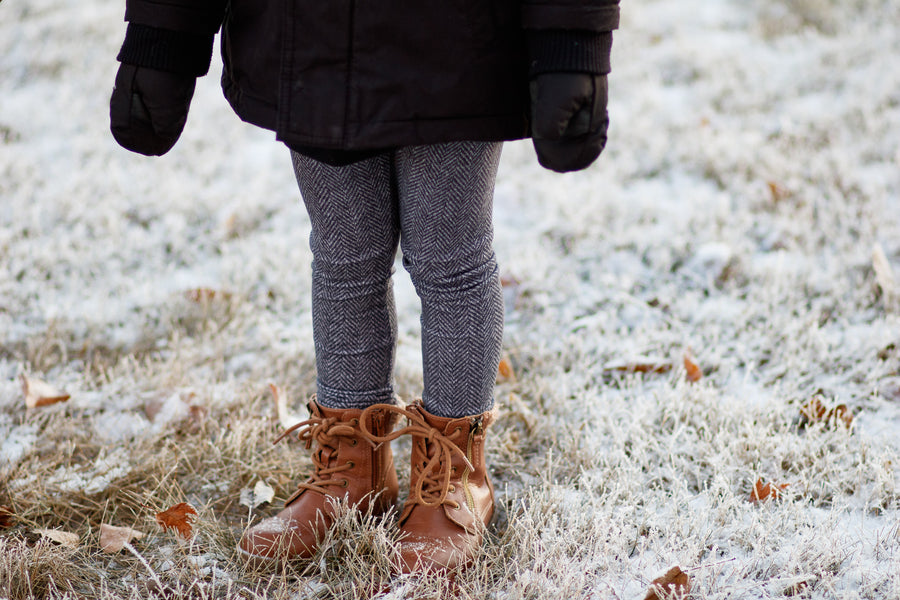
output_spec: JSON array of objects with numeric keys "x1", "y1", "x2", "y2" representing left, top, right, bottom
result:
[{"x1": 2, "y1": 0, "x2": 900, "y2": 598}]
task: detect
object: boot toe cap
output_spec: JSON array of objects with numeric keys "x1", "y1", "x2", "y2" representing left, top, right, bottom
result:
[
  {"x1": 398, "y1": 534, "x2": 472, "y2": 575},
  {"x1": 238, "y1": 516, "x2": 316, "y2": 563}
]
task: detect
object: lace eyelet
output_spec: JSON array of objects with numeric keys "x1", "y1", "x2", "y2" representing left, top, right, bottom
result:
[
  {"x1": 450, "y1": 501, "x2": 460, "y2": 509},
  {"x1": 448, "y1": 485, "x2": 456, "y2": 493},
  {"x1": 350, "y1": 418, "x2": 359, "y2": 426},
  {"x1": 347, "y1": 461, "x2": 355, "y2": 468},
  {"x1": 349, "y1": 439, "x2": 358, "y2": 446},
  {"x1": 341, "y1": 479, "x2": 349, "y2": 488}
]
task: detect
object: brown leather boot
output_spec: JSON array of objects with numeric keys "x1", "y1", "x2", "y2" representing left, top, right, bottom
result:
[
  {"x1": 361, "y1": 401, "x2": 495, "y2": 575},
  {"x1": 238, "y1": 400, "x2": 399, "y2": 563}
]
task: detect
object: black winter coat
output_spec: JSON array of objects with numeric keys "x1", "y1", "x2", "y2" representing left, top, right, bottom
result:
[{"x1": 122, "y1": 0, "x2": 619, "y2": 151}]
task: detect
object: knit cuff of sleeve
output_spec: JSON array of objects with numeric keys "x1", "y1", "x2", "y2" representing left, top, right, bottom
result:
[
  {"x1": 117, "y1": 23, "x2": 214, "y2": 77},
  {"x1": 527, "y1": 30, "x2": 613, "y2": 77}
]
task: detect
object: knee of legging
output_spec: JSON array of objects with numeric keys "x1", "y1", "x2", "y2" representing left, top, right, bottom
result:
[
  {"x1": 312, "y1": 251, "x2": 397, "y2": 289},
  {"x1": 402, "y1": 247, "x2": 499, "y2": 297}
]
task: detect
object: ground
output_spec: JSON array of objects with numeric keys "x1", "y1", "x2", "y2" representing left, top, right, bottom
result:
[{"x1": 1, "y1": 0, "x2": 900, "y2": 598}]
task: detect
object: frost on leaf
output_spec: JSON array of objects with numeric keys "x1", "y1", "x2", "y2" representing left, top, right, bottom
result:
[
  {"x1": 155, "y1": 502, "x2": 198, "y2": 539},
  {"x1": 240, "y1": 480, "x2": 276, "y2": 510},
  {"x1": 0, "y1": 505, "x2": 14, "y2": 529},
  {"x1": 683, "y1": 350, "x2": 703, "y2": 383},
  {"x1": 644, "y1": 566, "x2": 691, "y2": 600},
  {"x1": 21, "y1": 374, "x2": 70, "y2": 409},
  {"x1": 34, "y1": 528, "x2": 79, "y2": 548},
  {"x1": 748, "y1": 478, "x2": 789, "y2": 503},
  {"x1": 496, "y1": 356, "x2": 516, "y2": 383},
  {"x1": 99, "y1": 523, "x2": 145, "y2": 553},
  {"x1": 799, "y1": 396, "x2": 853, "y2": 429}
]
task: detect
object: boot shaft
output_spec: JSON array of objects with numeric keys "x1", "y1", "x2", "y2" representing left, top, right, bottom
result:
[{"x1": 401, "y1": 402, "x2": 495, "y2": 530}]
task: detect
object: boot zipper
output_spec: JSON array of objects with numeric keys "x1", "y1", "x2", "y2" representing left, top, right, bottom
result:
[
  {"x1": 372, "y1": 413, "x2": 382, "y2": 490},
  {"x1": 461, "y1": 417, "x2": 482, "y2": 512}
]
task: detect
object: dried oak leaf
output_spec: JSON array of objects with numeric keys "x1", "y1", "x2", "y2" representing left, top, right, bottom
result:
[
  {"x1": 155, "y1": 502, "x2": 197, "y2": 539},
  {"x1": 99, "y1": 523, "x2": 145, "y2": 553},
  {"x1": 0, "y1": 505, "x2": 14, "y2": 529},
  {"x1": 21, "y1": 374, "x2": 70, "y2": 409},
  {"x1": 644, "y1": 566, "x2": 691, "y2": 600},
  {"x1": 34, "y1": 528, "x2": 79, "y2": 548},
  {"x1": 683, "y1": 351, "x2": 703, "y2": 383},
  {"x1": 496, "y1": 356, "x2": 516, "y2": 383},
  {"x1": 749, "y1": 478, "x2": 789, "y2": 503}
]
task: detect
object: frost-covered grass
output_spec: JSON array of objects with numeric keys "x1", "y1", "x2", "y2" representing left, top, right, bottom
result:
[{"x1": 2, "y1": 0, "x2": 900, "y2": 598}]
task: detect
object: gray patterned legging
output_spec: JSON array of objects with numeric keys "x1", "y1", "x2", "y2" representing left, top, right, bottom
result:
[{"x1": 291, "y1": 141, "x2": 504, "y2": 418}]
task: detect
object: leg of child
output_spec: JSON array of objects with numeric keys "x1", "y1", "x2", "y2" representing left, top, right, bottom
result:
[
  {"x1": 395, "y1": 140, "x2": 504, "y2": 419},
  {"x1": 238, "y1": 151, "x2": 404, "y2": 563},
  {"x1": 291, "y1": 150, "x2": 401, "y2": 409}
]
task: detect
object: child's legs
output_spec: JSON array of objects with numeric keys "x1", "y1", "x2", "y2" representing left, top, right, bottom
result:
[
  {"x1": 291, "y1": 151, "x2": 400, "y2": 409},
  {"x1": 395, "y1": 141, "x2": 504, "y2": 418}
]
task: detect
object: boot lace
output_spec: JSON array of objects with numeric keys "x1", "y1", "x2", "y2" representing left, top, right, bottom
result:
[
  {"x1": 359, "y1": 404, "x2": 473, "y2": 508},
  {"x1": 275, "y1": 411, "x2": 360, "y2": 497}
]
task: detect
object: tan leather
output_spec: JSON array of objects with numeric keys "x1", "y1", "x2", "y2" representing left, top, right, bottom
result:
[
  {"x1": 238, "y1": 400, "x2": 399, "y2": 562},
  {"x1": 360, "y1": 401, "x2": 495, "y2": 574}
]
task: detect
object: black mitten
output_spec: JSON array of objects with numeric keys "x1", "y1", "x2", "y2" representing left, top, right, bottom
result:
[
  {"x1": 528, "y1": 30, "x2": 613, "y2": 173},
  {"x1": 110, "y1": 64, "x2": 197, "y2": 156},
  {"x1": 110, "y1": 24, "x2": 214, "y2": 156},
  {"x1": 530, "y1": 73, "x2": 608, "y2": 173}
]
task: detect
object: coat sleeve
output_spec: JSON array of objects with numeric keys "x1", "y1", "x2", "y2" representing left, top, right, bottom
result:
[
  {"x1": 521, "y1": 0, "x2": 620, "y2": 32},
  {"x1": 123, "y1": 0, "x2": 228, "y2": 35}
]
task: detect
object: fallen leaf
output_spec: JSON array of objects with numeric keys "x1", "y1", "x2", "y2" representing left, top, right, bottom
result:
[
  {"x1": 240, "y1": 480, "x2": 276, "y2": 510},
  {"x1": 270, "y1": 383, "x2": 302, "y2": 430},
  {"x1": 644, "y1": 565, "x2": 691, "y2": 600},
  {"x1": 99, "y1": 523, "x2": 145, "y2": 553},
  {"x1": 748, "y1": 478, "x2": 789, "y2": 503},
  {"x1": 0, "y1": 505, "x2": 14, "y2": 529},
  {"x1": 188, "y1": 404, "x2": 209, "y2": 426},
  {"x1": 603, "y1": 357, "x2": 672, "y2": 375},
  {"x1": 872, "y1": 243, "x2": 896, "y2": 296},
  {"x1": 500, "y1": 273, "x2": 522, "y2": 312},
  {"x1": 223, "y1": 213, "x2": 240, "y2": 239},
  {"x1": 877, "y1": 343, "x2": 897, "y2": 361},
  {"x1": 799, "y1": 396, "x2": 853, "y2": 428},
  {"x1": 21, "y1": 374, "x2": 70, "y2": 409},
  {"x1": 767, "y1": 181, "x2": 789, "y2": 203},
  {"x1": 784, "y1": 579, "x2": 813, "y2": 596},
  {"x1": 496, "y1": 356, "x2": 516, "y2": 383},
  {"x1": 830, "y1": 404, "x2": 853, "y2": 427},
  {"x1": 683, "y1": 350, "x2": 703, "y2": 383},
  {"x1": 184, "y1": 288, "x2": 232, "y2": 303},
  {"x1": 155, "y1": 502, "x2": 198, "y2": 539},
  {"x1": 34, "y1": 528, "x2": 79, "y2": 548},
  {"x1": 800, "y1": 396, "x2": 828, "y2": 422}
]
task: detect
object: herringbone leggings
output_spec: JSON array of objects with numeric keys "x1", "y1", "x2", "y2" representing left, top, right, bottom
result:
[{"x1": 291, "y1": 141, "x2": 504, "y2": 418}]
